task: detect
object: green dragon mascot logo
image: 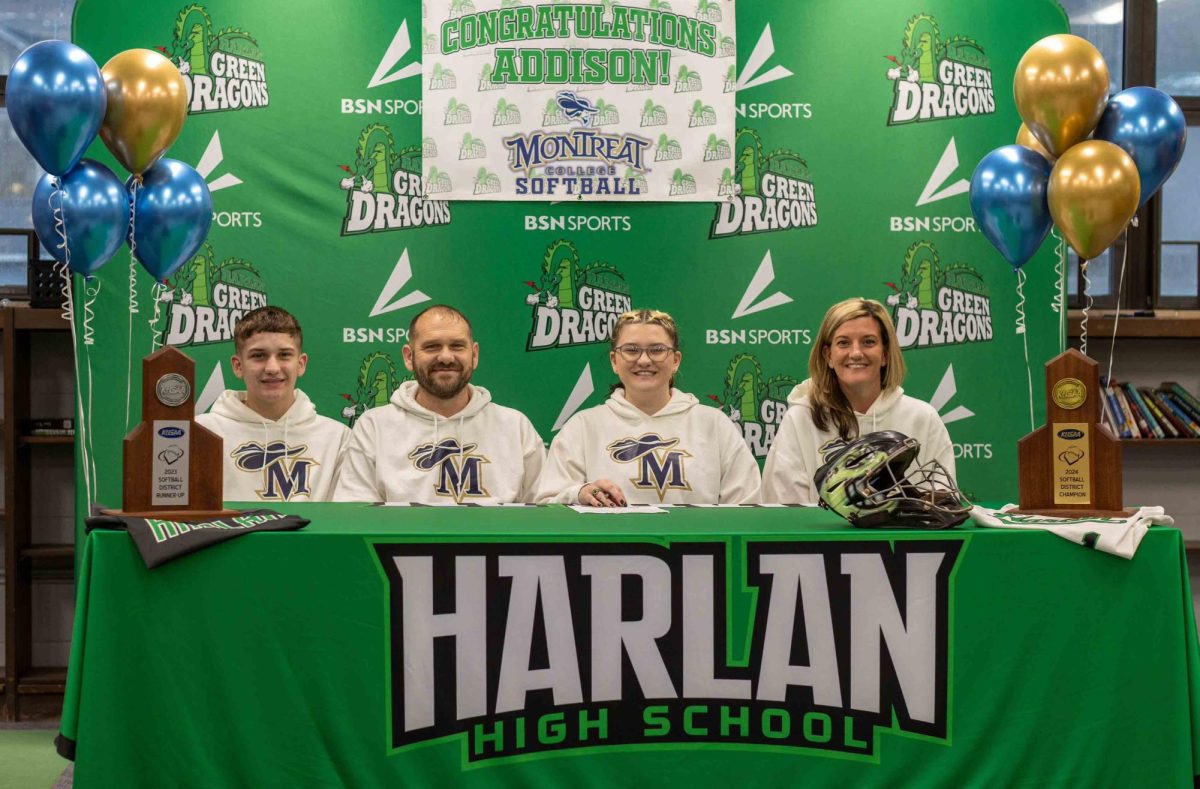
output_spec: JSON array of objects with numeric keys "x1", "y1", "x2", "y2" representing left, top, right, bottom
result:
[
  {"x1": 162, "y1": 4, "x2": 268, "y2": 113},
  {"x1": 886, "y1": 13, "x2": 994, "y2": 125},
  {"x1": 340, "y1": 123, "x2": 452, "y2": 235},
  {"x1": 712, "y1": 354, "x2": 799, "y2": 457},
  {"x1": 711, "y1": 128, "x2": 817, "y2": 238},
  {"x1": 884, "y1": 240, "x2": 991, "y2": 349},
  {"x1": 158, "y1": 243, "x2": 268, "y2": 347},
  {"x1": 340, "y1": 352, "x2": 407, "y2": 427},
  {"x1": 525, "y1": 239, "x2": 632, "y2": 351}
]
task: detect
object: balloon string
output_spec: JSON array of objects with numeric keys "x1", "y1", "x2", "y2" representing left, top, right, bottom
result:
[
  {"x1": 1107, "y1": 233, "x2": 1130, "y2": 388},
  {"x1": 50, "y1": 181, "x2": 72, "y2": 323},
  {"x1": 48, "y1": 181, "x2": 100, "y2": 520},
  {"x1": 1080, "y1": 260, "x2": 1092, "y2": 357},
  {"x1": 1015, "y1": 268, "x2": 1036, "y2": 432},
  {"x1": 126, "y1": 180, "x2": 139, "y2": 435},
  {"x1": 83, "y1": 279, "x2": 101, "y2": 497},
  {"x1": 1051, "y1": 228, "x2": 1066, "y2": 349},
  {"x1": 51, "y1": 182, "x2": 100, "y2": 510},
  {"x1": 60, "y1": 265, "x2": 95, "y2": 514},
  {"x1": 82, "y1": 277, "x2": 98, "y2": 347},
  {"x1": 150, "y1": 282, "x2": 165, "y2": 351}
]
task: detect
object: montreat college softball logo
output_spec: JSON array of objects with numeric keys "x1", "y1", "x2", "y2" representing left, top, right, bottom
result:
[
  {"x1": 608, "y1": 434, "x2": 692, "y2": 501},
  {"x1": 162, "y1": 4, "x2": 269, "y2": 114},
  {"x1": 159, "y1": 243, "x2": 267, "y2": 347},
  {"x1": 374, "y1": 539, "x2": 961, "y2": 762},
  {"x1": 409, "y1": 439, "x2": 491, "y2": 503},
  {"x1": 231, "y1": 441, "x2": 317, "y2": 502},
  {"x1": 525, "y1": 240, "x2": 632, "y2": 351},
  {"x1": 885, "y1": 13, "x2": 994, "y2": 125},
  {"x1": 340, "y1": 124, "x2": 452, "y2": 235},
  {"x1": 711, "y1": 128, "x2": 817, "y2": 238},
  {"x1": 712, "y1": 354, "x2": 799, "y2": 458},
  {"x1": 503, "y1": 92, "x2": 653, "y2": 198},
  {"x1": 883, "y1": 240, "x2": 992, "y2": 349}
]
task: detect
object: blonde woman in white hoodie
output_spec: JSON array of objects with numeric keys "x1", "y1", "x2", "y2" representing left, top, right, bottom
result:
[
  {"x1": 537, "y1": 309, "x2": 760, "y2": 506},
  {"x1": 197, "y1": 306, "x2": 351, "y2": 502},
  {"x1": 762, "y1": 298, "x2": 954, "y2": 504}
]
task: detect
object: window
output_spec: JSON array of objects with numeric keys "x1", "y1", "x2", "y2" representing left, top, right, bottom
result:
[
  {"x1": 0, "y1": 1, "x2": 79, "y2": 291},
  {"x1": 1063, "y1": 0, "x2": 1200, "y2": 310}
]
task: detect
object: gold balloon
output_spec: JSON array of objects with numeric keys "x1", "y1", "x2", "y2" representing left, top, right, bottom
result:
[
  {"x1": 1048, "y1": 141, "x2": 1140, "y2": 260},
  {"x1": 1014, "y1": 34, "x2": 1110, "y2": 157},
  {"x1": 1016, "y1": 123, "x2": 1056, "y2": 163},
  {"x1": 100, "y1": 49, "x2": 188, "y2": 176}
]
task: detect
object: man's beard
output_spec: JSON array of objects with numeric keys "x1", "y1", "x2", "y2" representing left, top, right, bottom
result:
[{"x1": 416, "y1": 362, "x2": 473, "y2": 399}]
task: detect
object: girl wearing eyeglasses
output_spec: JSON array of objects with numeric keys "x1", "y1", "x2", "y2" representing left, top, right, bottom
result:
[
  {"x1": 537, "y1": 309, "x2": 761, "y2": 506},
  {"x1": 762, "y1": 297, "x2": 955, "y2": 504}
]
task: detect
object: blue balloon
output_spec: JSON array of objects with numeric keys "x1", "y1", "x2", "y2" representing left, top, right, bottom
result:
[
  {"x1": 1095, "y1": 87, "x2": 1187, "y2": 207},
  {"x1": 970, "y1": 145, "x2": 1054, "y2": 270},
  {"x1": 130, "y1": 159, "x2": 214, "y2": 281},
  {"x1": 32, "y1": 160, "x2": 131, "y2": 278},
  {"x1": 6, "y1": 41, "x2": 106, "y2": 177}
]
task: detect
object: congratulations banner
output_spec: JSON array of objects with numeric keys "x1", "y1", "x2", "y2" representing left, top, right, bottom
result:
[{"x1": 421, "y1": 0, "x2": 736, "y2": 201}]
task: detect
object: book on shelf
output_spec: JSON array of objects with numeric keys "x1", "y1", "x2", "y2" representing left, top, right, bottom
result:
[
  {"x1": 1105, "y1": 387, "x2": 1131, "y2": 438},
  {"x1": 1147, "y1": 389, "x2": 1196, "y2": 437},
  {"x1": 1122, "y1": 385, "x2": 1152, "y2": 437},
  {"x1": 27, "y1": 428, "x2": 75, "y2": 436},
  {"x1": 1123, "y1": 383, "x2": 1164, "y2": 438},
  {"x1": 1099, "y1": 385, "x2": 1120, "y2": 435},
  {"x1": 1100, "y1": 384, "x2": 1123, "y2": 437},
  {"x1": 1166, "y1": 382, "x2": 1200, "y2": 416},
  {"x1": 1156, "y1": 390, "x2": 1200, "y2": 436},
  {"x1": 1139, "y1": 388, "x2": 1180, "y2": 437},
  {"x1": 1111, "y1": 385, "x2": 1140, "y2": 438},
  {"x1": 1165, "y1": 386, "x2": 1200, "y2": 425}
]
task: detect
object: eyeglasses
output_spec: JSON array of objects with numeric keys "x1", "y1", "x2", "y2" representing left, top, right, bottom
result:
[{"x1": 613, "y1": 344, "x2": 675, "y2": 362}]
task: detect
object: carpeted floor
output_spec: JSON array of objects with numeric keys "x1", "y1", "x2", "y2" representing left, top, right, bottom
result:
[{"x1": 0, "y1": 726, "x2": 71, "y2": 789}]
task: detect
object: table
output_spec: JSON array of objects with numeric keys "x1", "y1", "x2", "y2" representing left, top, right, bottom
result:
[{"x1": 58, "y1": 504, "x2": 1200, "y2": 787}]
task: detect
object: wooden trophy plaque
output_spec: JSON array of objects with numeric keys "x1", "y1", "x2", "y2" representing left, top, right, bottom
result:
[
  {"x1": 109, "y1": 347, "x2": 235, "y2": 519},
  {"x1": 1014, "y1": 348, "x2": 1131, "y2": 517}
]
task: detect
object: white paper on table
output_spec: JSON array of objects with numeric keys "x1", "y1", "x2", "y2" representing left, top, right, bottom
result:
[
  {"x1": 381, "y1": 501, "x2": 531, "y2": 507},
  {"x1": 569, "y1": 505, "x2": 667, "y2": 514}
]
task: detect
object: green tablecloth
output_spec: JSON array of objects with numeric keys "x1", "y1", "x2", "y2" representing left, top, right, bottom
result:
[{"x1": 59, "y1": 504, "x2": 1200, "y2": 787}]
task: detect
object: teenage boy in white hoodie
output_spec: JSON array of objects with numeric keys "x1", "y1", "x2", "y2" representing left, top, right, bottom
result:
[
  {"x1": 197, "y1": 306, "x2": 351, "y2": 502},
  {"x1": 333, "y1": 305, "x2": 545, "y2": 503}
]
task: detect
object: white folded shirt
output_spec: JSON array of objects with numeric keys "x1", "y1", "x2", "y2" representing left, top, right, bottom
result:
[{"x1": 970, "y1": 505, "x2": 1174, "y2": 559}]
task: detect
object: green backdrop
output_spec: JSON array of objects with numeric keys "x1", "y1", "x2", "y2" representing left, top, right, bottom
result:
[{"x1": 70, "y1": 0, "x2": 1069, "y2": 531}]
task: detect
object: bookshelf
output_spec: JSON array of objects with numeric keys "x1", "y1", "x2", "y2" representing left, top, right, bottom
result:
[
  {"x1": 2, "y1": 306, "x2": 73, "y2": 721},
  {"x1": 1067, "y1": 310, "x2": 1200, "y2": 339},
  {"x1": 1066, "y1": 311, "x2": 1200, "y2": 442},
  {"x1": 1066, "y1": 317, "x2": 1200, "y2": 553}
]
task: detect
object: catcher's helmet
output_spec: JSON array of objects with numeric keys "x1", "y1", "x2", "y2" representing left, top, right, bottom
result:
[{"x1": 814, "y1": 430, "x2": 970, "y2": 529}]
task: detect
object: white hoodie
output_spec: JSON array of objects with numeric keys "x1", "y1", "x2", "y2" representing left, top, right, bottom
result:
[
  {"x1": 537, "y1": 388, "x2": 761, "y2": 505},
  {"x1": 333, "y1": 381, "x2": 544, "y2": 503},
  {"x1": 761, "y1": 380, "x2": 954, "y2": 505},
  {"x1": 196, "y1": 389, "x2": 351, "y2": 503}
]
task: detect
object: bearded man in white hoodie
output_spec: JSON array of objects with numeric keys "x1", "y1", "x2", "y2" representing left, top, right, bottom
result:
[
  {"x1": 333, "y1": 305, "x2": 545, "y2": 503},
  {"x1": 196, "y1": 306, "x2": 351, "y2": 502}
]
